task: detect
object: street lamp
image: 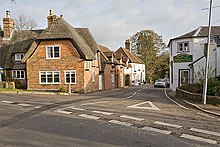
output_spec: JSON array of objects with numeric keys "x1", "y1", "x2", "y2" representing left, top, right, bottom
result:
[{"x1": 202, "y1": 0, "x2": 213, "y2": 104}]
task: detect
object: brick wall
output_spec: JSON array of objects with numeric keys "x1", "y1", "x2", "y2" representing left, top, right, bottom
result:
[
  {"x1": 104, "y1": 64, "x2": 115, "y2": 90},
  {"x1": 26, "y1": 40, "x2": 90, "y2": 92}
]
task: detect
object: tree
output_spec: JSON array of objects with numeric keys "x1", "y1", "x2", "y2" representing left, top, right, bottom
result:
[
  {"x1": 130, "y1": 30, "x2": 167, "y2": 82},
  {"x1": 14, "y1": 15, "x2": 38, "y2": 30}
]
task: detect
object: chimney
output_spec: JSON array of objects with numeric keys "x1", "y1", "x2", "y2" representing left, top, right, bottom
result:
[
  {"x1": 47, "y1": 9, "x2": 58, "y2": 27},
  {"x1": 125, "y1": 39, "x2": 131, "y2": 51},
  {"x1": 3, "y1": 11, "x2": 14, "y2": 39}
]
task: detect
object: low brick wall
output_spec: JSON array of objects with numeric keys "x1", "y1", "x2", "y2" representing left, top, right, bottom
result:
[
  {"x1": 0, "y1": 82, "x2": 15, "y2": 89},
  {"x1": 176, "y1": 88, "x2": 220, "y2": 105}
]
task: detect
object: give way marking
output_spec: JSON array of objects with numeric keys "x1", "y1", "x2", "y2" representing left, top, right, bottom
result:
[{"x1": 127, "y1": 101, "x2": 160, "y2": 111}]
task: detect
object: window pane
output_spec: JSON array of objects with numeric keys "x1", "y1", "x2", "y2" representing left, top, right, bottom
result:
[
  {"x1": 40, "y1": 72, "x2": 46, "y2": 83},
  {"x1": 12, "y1": 71, "x2": 16, "y2": 79},
  {"x1": 54, "y1": 47, "x2": 60, "y2": 57},
  {"x1": 47, "y1": 47, "x2": 53, "y2": 58},
  {"x1": 71, "y1": 71, "x2": 76, "y2": 83},
  {"x1": 54, "y1": 72, "x2": 60, "y2": 83},
  {"x1": 47, "y1": 72, "x2": 53, "y2": 83},
  {"x1": 17, "y1": 71, "x2": 21, "y2": 78},
  {"x1": 21, "y1": 71, "x2": 24, "y2": 78}
]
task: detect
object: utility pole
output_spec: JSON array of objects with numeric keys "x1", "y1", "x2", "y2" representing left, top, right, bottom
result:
[{"x1": 202, "y1": 0, "x2": 213, "y2": 104}]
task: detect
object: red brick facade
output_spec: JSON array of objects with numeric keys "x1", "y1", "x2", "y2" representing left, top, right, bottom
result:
[{"x1": 26, "y1": 40, "x2": 98, "y2": 93}]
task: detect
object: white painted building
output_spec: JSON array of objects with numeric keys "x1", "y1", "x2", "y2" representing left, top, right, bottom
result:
[
  {"x1": 168, "y1": 26, "x2": 220, "y2": 91},
  {"x1": 115, "y1": 39, "x2": 145, "y2": 86}
]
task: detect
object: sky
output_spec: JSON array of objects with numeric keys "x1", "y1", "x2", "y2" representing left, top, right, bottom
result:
[{"x1": 0, "y1": 0, "x2": 220, "y2": 50}]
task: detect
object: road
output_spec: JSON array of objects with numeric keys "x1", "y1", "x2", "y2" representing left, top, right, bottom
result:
[{"x1": 0, "y1": 85, "x2": 219, "y2": 146}]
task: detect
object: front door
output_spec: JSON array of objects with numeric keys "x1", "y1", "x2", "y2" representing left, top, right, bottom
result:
[{"x1": 179, "y1": 69, "x2": 190, "y2": 87}]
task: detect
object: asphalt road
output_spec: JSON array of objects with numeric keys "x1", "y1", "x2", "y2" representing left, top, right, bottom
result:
[{"x1": 0, "y1": 85, "x2": 220, "y2": 146}]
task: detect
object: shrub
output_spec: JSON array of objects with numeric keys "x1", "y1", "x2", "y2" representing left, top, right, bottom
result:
[{"x1": 58, "y1": 87, "x2": 67, "y2": 93}]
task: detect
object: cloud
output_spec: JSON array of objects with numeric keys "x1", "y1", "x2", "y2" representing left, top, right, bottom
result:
[{"x1": 1, "y1": 0, "x2": 220, "y2": 50}]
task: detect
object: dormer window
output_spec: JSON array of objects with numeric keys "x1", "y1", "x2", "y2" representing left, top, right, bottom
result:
[
  {"x1": 15, "y1": 53, "x2": 25, "y2": 61},
  {"x1": 177, "y1": 42, "x2": 189, "y2": 52},
  {"x1": 46, "y1": 46, "x2": 60, "y2": 59}
]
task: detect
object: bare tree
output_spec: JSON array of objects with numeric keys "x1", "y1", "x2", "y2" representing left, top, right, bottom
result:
[{"x1": 14, "y1": 15, "x2": 38, "y2": 30}]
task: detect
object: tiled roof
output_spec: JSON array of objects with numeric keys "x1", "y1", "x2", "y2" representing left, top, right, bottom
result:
[
  {"x1": 168, "y1": 26, "x2": 220, "y2": 46},
  {"x1": 115, "y1": 47, "x2": 144, "y2": 64}
]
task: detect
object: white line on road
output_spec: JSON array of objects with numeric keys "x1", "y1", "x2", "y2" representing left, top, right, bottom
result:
[
  {"x1": 133, "y1": 92, "x2": 137, "y2": 96},
  {"x1": 92, "y1": 110, "x2": 113, "y2": 115},
  {"x1": 80, "y1": 101, "x2": 109, "y2": 106},
  {"x1": 164, "y1": 89, "x2": 189, "y2": 109},
  {"x1": 109, "y1": 120, "x2": 133, "y2": 126},
  {"x1": 56, "y1": 109, "x2": 72, "y2": 114},
  {"x1": 1, "y1": 100, "x2": 14, "y2": 104},
  {"x1": 78, "y1": 114, "x2": 100, "y2": 120},
  {"x1": 190, "y1": 128, "x2": 220, "y2": 137},
  {"x1": 35, "y1": 106, "x2": 42, "y2": 109},
  {"x1": 180, "y1": 134, "x2": 217, "y2": 144},
  {"x1": 154, "y1": 121, "x2": 182, "y2": 128},
  {"x1": 137, "y1": 89, "x2": 142, "y2": 92},
  {"x1": 198, "y1": 112, "x2": 215, "y2": 118},
  {"x1": 142, "y1": 126, "x2": 172, "y2": 135},
  {"x1": 67, "y1": 106, "x2": 85, "y2": 111},
  {"x1": 17, "y1": 103, "x2": 32, "y2": 107},
  {"x1": 127, "y1": 101, "x2": 160, "y2": 111},
  {"x1": 120, "y1": 115, "x2": 144, "y2": 121}
]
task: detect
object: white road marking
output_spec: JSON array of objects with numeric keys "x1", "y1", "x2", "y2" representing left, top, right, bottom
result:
[
  {"x1": 35, "y1": 106, "x2": 41, "y2": 109},
  {"x1": 120, "y1": 115, "x2": 144, "y2": 121},
  {"x1": 78, "y1": 114, "x2": 100, "y2": 120},
  {"x1": 180, "y1": 134, "x2": 217, "y2": 144},
  {"x1": 56, "y1": 109, "x2": 72, "y2": 114},
  {"x1": 1, "y1": 100, "x2": 14, "y2": 104},
  {"x1": 154, "y1": 121, "x2": 182, "y2": 128},
  {"x1": 17, "y1": 103, "x2": 32, "y2": 107},
  {"x1": 67, "y1": 106, "x2": 85, "y2": 111},
  {"x1": 164, "y1": 89, "x2": 189, "y2": 109},
  {"x1": 198, "y1": 112, "x2": 215, "y2": 118},
  {"x1": 127, "y1": 101, "x2": 160, "y2": 111},
  {"x1": 92, "y1": 110, "x2": 113, "y2": 115},
  {"x1": 109, "y1": 120, "x2": 132, "y2": 126},
  {"x1": 81, "y1": 101, "x2": 109, "y2": 106},
  {"x1": 137, "y1": 89, "x2": 141, "y2": 92},
  {"x1": 133, "y1": 92, "x2": 137, "y2": 96},
  {"x1": 142, "y1": 126, "x2": 172, "y2": 135},
  {"x1": 190, "y1": 128, "x2": 220, "y2": 137}
]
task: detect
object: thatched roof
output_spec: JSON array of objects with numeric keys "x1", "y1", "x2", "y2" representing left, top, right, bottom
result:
[
  {"x1": 0, "y1": 38, "x2": 35, "y2": 69},
  {"x1": 37, "y1": 17, "x2": 96, "y2": 60},
  {"x1": 115, "y1": 47, "x2": 144, "y2": 64}
]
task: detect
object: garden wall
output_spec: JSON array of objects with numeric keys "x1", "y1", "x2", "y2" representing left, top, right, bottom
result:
[
  {"x1": 176, "y1": 87, "x2": 220, "y2": 105},
  {"x1": 0, "y1": 82, "x2": 15, "y2": 89}
]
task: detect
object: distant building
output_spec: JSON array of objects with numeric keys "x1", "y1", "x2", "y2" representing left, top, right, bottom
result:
[
  {"x1": 115, "y1": 39, "x2": 145, "y2": 86},
  {"x1": 168, "y1": 26, "x2": 220, "y2": 91}
]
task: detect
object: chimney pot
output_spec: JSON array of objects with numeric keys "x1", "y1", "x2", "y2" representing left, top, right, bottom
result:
[
  {"x1": 6, "y1": 11, "x2": 10, "y2": 18},
  {"x1": 125, "y1": 39, "x2": 131, "y2": 51},
  {"x1": 49, "y1": 9, "x2": 54, "y2": 15},
  {"x1": 60, "y1": 15, "x2": 63, "y2": 18}
]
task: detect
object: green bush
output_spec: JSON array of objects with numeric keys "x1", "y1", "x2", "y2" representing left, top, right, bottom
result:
[
  {"x1": 180, "y1": 77, "x2": 220, "y2": 97},
  {"x1": 58, "y1": 87, "x2": 67, "y2": 93}
]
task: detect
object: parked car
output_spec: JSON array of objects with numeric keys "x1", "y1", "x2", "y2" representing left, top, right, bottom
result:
[{"x1": 154, "y1": 78, "x2": 169, "y2": 88}]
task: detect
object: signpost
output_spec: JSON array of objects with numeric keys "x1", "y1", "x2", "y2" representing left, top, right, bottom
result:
[{"x1": 0, "y1": 66, "x2": 3, "y2": 82}]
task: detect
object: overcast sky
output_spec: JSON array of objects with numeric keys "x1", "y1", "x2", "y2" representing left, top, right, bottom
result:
[{"x1": 1, "y1": 0, "x2": 220, "y2": 50}]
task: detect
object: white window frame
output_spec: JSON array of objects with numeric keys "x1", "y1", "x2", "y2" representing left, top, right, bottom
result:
[
  {"x1": 46, "y1": 46, "x2": 61, "y2": 59},
  {"x1": 85, "y1": 61, "x2": 91, "y2": 71},
  {"x1": 15, "y1": 53, "x2": 25, "y2": 61},
  {"x1": 65, "y1": 70, "x2": 76, "y2": 84},
  {"x1": 39, "y1": 71, "x2": 60, "y2": 84},
  {"x1": 177, "y1": 42, "x2": 189, "y2": 52},
  {"x1": 12, "y1": 70, "x2": 25, "y2": 79}
]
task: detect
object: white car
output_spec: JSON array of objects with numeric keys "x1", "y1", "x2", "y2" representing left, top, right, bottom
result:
[{"x1": 154, "y1": 78, "x2": 169, "y2": 88}]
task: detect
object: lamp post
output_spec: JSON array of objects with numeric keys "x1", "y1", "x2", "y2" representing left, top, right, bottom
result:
[{"x1": 202, "y1": 0, "x2": 213, "y2": 104}]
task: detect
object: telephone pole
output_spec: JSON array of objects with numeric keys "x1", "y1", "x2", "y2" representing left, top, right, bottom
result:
[{"x1": 202, "y1": 0, "x2": 213, "y2": 104}]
